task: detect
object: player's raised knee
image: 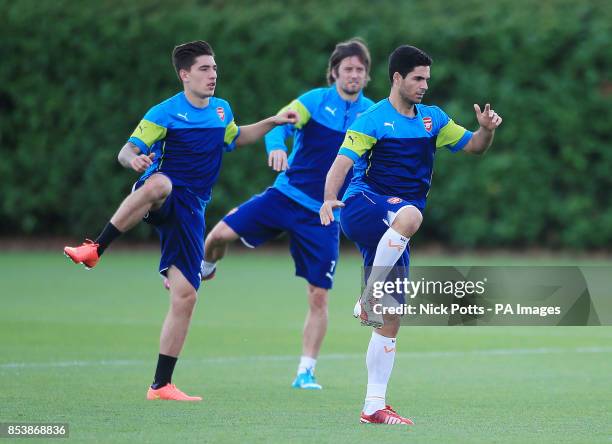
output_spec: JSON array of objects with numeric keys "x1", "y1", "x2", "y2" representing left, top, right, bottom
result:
[
  {"x1": 391, "y1": 206, "x2": 423, "y2": 237},
  {"x1": 207, "y1": 221, "x2": 239, "y2": 244},
  {"x1": 145, "y1": 174, "x2": 173, "y2": 201}
]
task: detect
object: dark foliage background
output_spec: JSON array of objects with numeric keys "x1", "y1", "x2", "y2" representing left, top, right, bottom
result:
[{"x1": 1, "y1": 0, "x2": 610, "y2": 248}]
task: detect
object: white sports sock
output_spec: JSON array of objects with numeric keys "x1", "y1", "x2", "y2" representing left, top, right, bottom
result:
[
  {"x1": 363, "y1": 227, "x2": 409, "y2": 297},
  {"x1": 363, "y1": 331, "x2": 396, "y2": 415},
  {"x1": 297, "y1": 356, "x2": 317, "y2": 375},
  {"x1": 373, "y1": 227, "x2": 409, "y2": 268},
  {"x1": 201, "y1": 260, "x2": 216, "y2": 277}
]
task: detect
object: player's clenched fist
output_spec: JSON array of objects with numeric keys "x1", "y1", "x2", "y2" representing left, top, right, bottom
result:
[
  {"x1": 273, "y1": 110, "x2": 299, "y2": 126},
  {"x1": 319, "y1": 199, "x2": 345, "y2": 226},
  {"x1": 473, "y1": 103, "x2": 502, "y2": 131},
  {"x1": 130, "y1": 152, "x2": 155, "y2": 173}
]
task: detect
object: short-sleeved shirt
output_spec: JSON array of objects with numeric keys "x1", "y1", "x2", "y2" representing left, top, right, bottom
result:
[
  {"x1": 264, "y1": 86, "x2": 374, "y2": 213},
  {"x1": 128, "y1": 92, "x2": 240, "y2": 205},
  {"x1": 339, "y1": 98, "x2": 472, "y2": 210}
]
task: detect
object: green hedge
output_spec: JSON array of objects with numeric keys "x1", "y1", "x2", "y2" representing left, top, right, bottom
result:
[{"x1": 1, "y1": 0, "x2": 611, "y2": 248}]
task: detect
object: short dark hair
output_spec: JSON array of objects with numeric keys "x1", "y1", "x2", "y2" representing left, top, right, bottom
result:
[
  {"x1": 388, "y1": 45, "x2": 432, "y2": 82},
  {"x1": 327, "y1": 38, "x2": 371, "y2": 85},
  {"x1": 172, "y1": 40, "x2": 215, "y2": 79}
]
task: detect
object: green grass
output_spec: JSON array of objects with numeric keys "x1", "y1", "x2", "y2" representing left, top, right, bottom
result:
[{"x1": 1, "y1": 250, "x2": 611, "y2": 443}]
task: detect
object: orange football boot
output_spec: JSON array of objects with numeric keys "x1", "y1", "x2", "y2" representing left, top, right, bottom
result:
[
  {"x1": 63, "y1": 239, "x2": 100, "y2": 269},
  {"x1": 146, "y1": 383, "x2": 202, "y2": 401}
]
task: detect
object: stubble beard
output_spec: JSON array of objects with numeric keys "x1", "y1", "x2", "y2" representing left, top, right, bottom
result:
[
  {"x1": 341, "y1": 83, "x2": 362, "y2": 99},
  {"x1": 399, "y1": 89, "x2": 418, "y2": 107}
]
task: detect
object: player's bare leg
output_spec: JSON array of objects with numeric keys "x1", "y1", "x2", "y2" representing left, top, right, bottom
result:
[
  {"x1": 302, "y1": 285, "x2": 328, "y2": 358},
  {"x1": 159, "y1": 265, "x2": 198, "y2": 356},
  {"x1": 204, "y1": 220, "x2": 240, "y2": 263},
  {"x1": 293, "y1": 285, "x2": 328, "y2": 389},
  {"x1": 110, "y1": 173, "x2": 172, "y2": 231},
  {"x1": 64, "y1": 173, "x2": 172, "y2": 269},
  {"x1": 359, "y1": 206, "x2": 423, "y2": 327},
  {"x1": 147, "y1": 265, "x2": 202, "y2": 401}
]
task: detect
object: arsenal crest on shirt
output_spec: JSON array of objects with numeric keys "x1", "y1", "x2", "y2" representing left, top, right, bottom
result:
[
  {"x1": 216, "y1": 107, "x2": 225, "y2": 122},
  {"x1": 422, "y1": 116, "x2": 432, "y2": 132}
]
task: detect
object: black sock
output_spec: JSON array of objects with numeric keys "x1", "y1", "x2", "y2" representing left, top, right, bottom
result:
[
  {"x1": 94, "y1": 222, "x2": 121, "y2": 256},
  {"x1": 151, "y1": 354, "x2": 178, "y2": 389}
]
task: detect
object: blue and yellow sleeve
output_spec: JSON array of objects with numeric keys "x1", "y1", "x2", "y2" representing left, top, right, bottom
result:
[
  {"x1": 282, "y1": 99, "x2": 311, "y2": 130},
  {"x1": 224, "y1": 119, "x2": 240, "y2": 152},
  {"x1": 338, "y1": 116, "x2": 377, "y2": 162},
  {"x1": 128, "y1": 106, "x2": 167, "y2": 153},
  {"x1": 222, "y1": 103, "x2": 240, "y2": 152},
  {"x1": 128, "y1": 119, "x2": 167, "y2": 154},
  {"x1": 436, "y1": 120, "x2": 472, "y2": 152},
  {"x1": 264, "y1": 98, "x2": 310, "y2": 153},
  {"x1": 430, "y1": 106, "x2": 472, "y2": 152}
]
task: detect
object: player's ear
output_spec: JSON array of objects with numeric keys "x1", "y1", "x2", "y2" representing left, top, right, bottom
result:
[
  {"x1": 179, "y1": 68, "x2": 189, "y2": 83},
  {"x1": 392, "y1": 72, "x2": 402, "y2": 87}
]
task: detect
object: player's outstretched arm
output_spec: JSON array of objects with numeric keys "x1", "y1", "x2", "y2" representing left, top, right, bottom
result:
[
  {"x1": 463, "y1": 103, "x2": 503, "y2": 155},
  {"x1": 319, "y1": 155, "x2": 354, "y2": 225},
  {"x1": 117, "y1": 142, "x2": 155, "y2": 172},
  {"x1": 235, "y1": 110, "x2": 298, "y2": 147}
]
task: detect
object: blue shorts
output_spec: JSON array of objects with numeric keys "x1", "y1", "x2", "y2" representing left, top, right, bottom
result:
[
  {"x1": 340, "y1": 191, "x2": 422, "y2": 303},
  {"x1": 223, "y1": 187, "x2": 339, "y2": 289},
  {"x1": 135, "y1": 177, "x2": 205, "y2": 291}
]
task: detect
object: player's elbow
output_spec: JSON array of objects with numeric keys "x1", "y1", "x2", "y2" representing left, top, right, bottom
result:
[
  {"x1": 117, "y1": 150, "x2": 128, "y2": 167},
  {"x1": 118, "y1": 143, "x2": 137, "y2": 166},
  {"x1": 464, "y1": 143, "x2": 488, "y2": 156},
  {"x1": 234, "y1": 132, "x2": 248, "y2": 147}
]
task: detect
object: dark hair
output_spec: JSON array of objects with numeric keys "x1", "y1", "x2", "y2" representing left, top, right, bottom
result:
[
  {"x1": 326, "y1": 38, "x2": 371, "y2": 85},
  {"x1": 172, "y1": 40, "x2": 215, "y2": 79},
  {"x1": 388, "y1": 45, "x2": 432, "y2": 82}
]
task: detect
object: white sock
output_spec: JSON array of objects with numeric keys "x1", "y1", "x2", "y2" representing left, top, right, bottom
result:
[
  {"x1": 363, "y1": 331, "x2": 396, "y2": 415},
  {"x1": 373, "y1": 227, "x2": 409, "y2": 267},
  {"x1": 201, "y1": 260, "x2": 216, "y2": 276},
  {"x1": 297, "y1": 356, "x2": 316, "y2": 375},
  {"x1": 364, "y1": 227, "x2": 409, "y2": 296}
]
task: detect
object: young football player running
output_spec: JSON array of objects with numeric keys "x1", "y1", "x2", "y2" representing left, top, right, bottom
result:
[{"x1": 64, "y1": 41, "x2": 297, "y2": 401}]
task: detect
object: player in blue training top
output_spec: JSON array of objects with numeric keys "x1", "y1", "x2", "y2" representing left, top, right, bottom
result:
[
  {"x1": 202, "y1": 39, "x2": 375, "y2": 390},
  {"x1": 320, "y1": 45, "x2": 502, "y2": 425},
  {"x1": 64, "y1": 41, "x2": 297, "y2": 401}
]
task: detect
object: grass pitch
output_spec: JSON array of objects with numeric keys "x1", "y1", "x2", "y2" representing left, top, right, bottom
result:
[{"x1": 1, "y1": 250, "x2": 611, "y2": 443}]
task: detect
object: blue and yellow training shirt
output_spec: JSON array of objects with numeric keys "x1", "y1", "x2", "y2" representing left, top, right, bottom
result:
[
  {"x1": 127, "y1": 92, "x2": 240, "y2": 204},
  {"x1": 265, "y1": 86, "x2": 375, "y2": 213},
  {"x1": 339, "y1": 98, "x2": 472, "y2": 209}
]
